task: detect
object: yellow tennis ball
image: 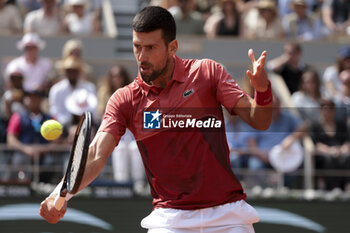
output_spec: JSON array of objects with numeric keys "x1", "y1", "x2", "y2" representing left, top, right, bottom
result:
[{"x1": 40, "y1": 119, "x2": 63, "y2": 141}]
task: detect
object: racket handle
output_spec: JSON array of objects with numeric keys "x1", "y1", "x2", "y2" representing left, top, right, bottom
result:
[{"x1": 54, "y1": 194, "x2": 66, "y2": 210}]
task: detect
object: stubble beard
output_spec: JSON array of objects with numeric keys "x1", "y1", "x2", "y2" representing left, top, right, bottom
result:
[{"x1": 140, "y1": 57, "x2": 170, "y2": 85}]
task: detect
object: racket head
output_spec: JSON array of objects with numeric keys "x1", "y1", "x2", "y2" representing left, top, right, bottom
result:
[{"x1": 64, "y1": 111, "x2": 92, "y2": 194}]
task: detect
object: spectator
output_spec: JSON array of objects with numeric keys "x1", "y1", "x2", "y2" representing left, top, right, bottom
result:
[
  {"x1": 149, "y1": 0, "x2": 178, "y2": 10},
  {"x1": 49, "y1": 56, "x2": 97, "y2": 127},
  {"x1": 225, "y1": 114, "x2": 254, "y2": 171},
  {"x1": 97, "y1": 64, "x2": 130, "y2": 119},
  {"x1": 323, "y1": 46, "x2": 350, "y2": 98},
  {"x1": 172, "y1": 0, "x2": 204, "y2": 35},
  {"x1": 321, "y1": 0, "x2": 350, "y2": 37},
  {"x1": 4, "y1": 33, "x2": 53, "y2": 93},
  {"x1": 309, "y1": 98, "x2": 350, "y2": 191},
  {"x1": 96, "y1": 64, "x2": 146, "y2": 194},
  {"x1": 23, "y1": 0, "x2": 63, "y2": 36},
  {"x1": 63, "y1": 0, "x2": 100, "y2": 35},
  {"x1": 334, "y1": 69, "x2": 350, "y2": 131},
  {"x1": 282, "y1": 0, "x2": 325, "y2": 41},
  {"x1": 247, "y1": 96, "x2": 306, "y2": 187},
  {"x1": 1, "y1": 67, "x2": 26, "y2": 121},
  {"x1": 17, "y1": 0, "x2": 42, "y2": 16},
  {"x1": 0, "y1": 0, "x2": 22, "y2": 35},
  {"x1": 267, "y1": 41, "x2": 309, "y2": 94},
  {"x1": 291, "y1": 68, "x2": 324, "y2": 123},
  {"x1": 204, "y1": 0, "x2": 242, "y2": 38},
  {"x1": 54, "y1": 39, "x2": 93, "y2": 81},
  {"x1": 277, "y1": 0, "x2": 318, "y2": 18},
  {"x1": 6, "y1": 89, "x2": 58, "y2": 182},
  {"x1": 242, "y1": 0, "x2": 285, "y2": 39}
]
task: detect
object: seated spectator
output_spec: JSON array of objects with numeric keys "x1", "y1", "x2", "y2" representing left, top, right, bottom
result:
[
  {"x1": 267, "y1": 41, "x2": 309, "y2": 94},
  {"x1": 6, "y1": 90, "x2": 59, "y2": 183},
  {"x1": 17, "y1": 0, "x2": 42, "y2": 16},
  {"x1": 54, "y1": 39, "x2": 93, "y2": 81},
  {"x1": 0, "y1": 0, "x2": 22, "y2": 35},
  {"x1": 309, "y1": 99, "x2": 350, "y2": 191},
  {"x1": 323, "y1": 46, "x2": 350, "y2": 98},
  {"x1": 242, "y1": 0, "x2": 285, "y2": 39},
  {"x1": 172, "y1": 0, "x2": 204, "y2": 35},
  {"x1": 97, "y1": 64, "x2": 130, "y2": 119},
  {"x1": 291, "y1": 68, "x2": 324, "y2": 124},
  {"x1": 97, "y1": 64, "x2": 146, "y2": 194},
  {"x1": 111, "y1": 129, "x2": 147, "y2": 195},
  {"x1": 334, "y1": 69, "x2": 350, "y2": 131},
  {"x1": 4, "y1": 33, "x2": 53, "y2": 93},
  {"x1": 321, "y1": 0, "x2": 350, "y2": 37},
  {"x1": 23, "y1": 0, "x2": 63, "y2": 36},
  {"x1": 225, "y1": 114, "x2": 254, "y2": 171},
  {"x1": 1, "y1": 68, "x2": 26, "y2": 121},
  {"x1": 277, "y1": 0, "x2": 319, "y2": 18},
  {"x1": 63, "y1": 0, "x2": 100, "y2": 35},
  {"x1": 282, "y1": 0, "x2": 325, "y2": 41},
  {"x1": 49, "y1": 57, "x2": 97, "y2": 127},
  {"x1": 204, "y1": 0, "x2": 241, "y2": 38},
  {"x1": 247, "y1": 96, "x2": 306, "y2": 187}
]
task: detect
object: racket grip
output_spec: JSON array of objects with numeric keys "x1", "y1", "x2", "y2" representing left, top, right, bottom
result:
[{"x1": 54, "y1": 194, "x2": 66, "y2": 210}]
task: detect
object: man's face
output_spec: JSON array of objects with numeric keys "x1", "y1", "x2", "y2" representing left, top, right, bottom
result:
[
  {"x1": 24, "y1": 45, "x2": 39, "y2": 59},
  {"x1": 132, "y1": 29, "x2": 172, "y2": 84},
  {"x1": 65, "y1": 68, "x2": 80, "y2": 86}
]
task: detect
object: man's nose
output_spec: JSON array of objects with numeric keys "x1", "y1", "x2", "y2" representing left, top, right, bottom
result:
[{"x1": 138, "y1": 49, "x2": 148, "y2": 62}]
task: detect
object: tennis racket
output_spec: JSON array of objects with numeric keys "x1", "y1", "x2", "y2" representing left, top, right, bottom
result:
[{"x1": 54, "y1": 111, "x2": 92, "y2": 210}]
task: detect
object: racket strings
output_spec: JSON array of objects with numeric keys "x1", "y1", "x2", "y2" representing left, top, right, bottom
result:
[{"x1": 69, "y1": 119, "x2": 87, "y2": 190}]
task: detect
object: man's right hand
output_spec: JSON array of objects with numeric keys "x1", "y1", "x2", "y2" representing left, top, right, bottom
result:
[{"x1": 40, "y1": 195, "x2": 67, "y2": 224}]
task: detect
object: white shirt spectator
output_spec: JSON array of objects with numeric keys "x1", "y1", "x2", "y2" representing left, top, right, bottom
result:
[
  {"x1": 24, "y1": 8, "x2": 61, "y2": 36},
  {"x1": 0, "y1": 4, "x2": 22, "y2": 35},
  {"x1": 49, "y1": 79, "x2": 96, "y2": 125},
  {"x1": 323, "y1": 65, "x2": 342, "y2": 96},
  {"x1": 5, "y1": 56, "x2": 52, "y2": 91},
  {"x1": 64, "y1": 12, "x2": 94, "y2": 35}
]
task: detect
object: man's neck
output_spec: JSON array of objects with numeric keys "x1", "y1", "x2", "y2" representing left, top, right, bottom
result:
[{"x1": 25, "y1": 56, "x2": 37, "y2": 64}]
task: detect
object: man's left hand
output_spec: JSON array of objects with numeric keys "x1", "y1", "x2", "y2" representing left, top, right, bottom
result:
[{"x1": 246, "y1": 49, "x2": 269, "y2": 92}]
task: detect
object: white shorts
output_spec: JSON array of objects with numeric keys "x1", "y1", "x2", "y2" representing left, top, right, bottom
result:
[{"x1": 141, "y1": 200, "x2": 259, "y2": 233}]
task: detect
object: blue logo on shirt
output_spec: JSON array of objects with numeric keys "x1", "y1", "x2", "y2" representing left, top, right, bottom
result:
[{"x1": 143, "y1": 110, "x2": 161, "y2": 129}]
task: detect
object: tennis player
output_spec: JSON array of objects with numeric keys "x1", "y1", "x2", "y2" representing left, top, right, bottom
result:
[{"x1": 40, "y1": 6, "x2": 273, "y2": 233}]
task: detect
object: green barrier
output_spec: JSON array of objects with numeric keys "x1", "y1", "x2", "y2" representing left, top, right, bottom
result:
[{"x1": 0, "y1": 197, "x2": 349, "y2": 233}]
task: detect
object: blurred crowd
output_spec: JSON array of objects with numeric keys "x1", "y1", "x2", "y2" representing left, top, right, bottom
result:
[
  {"x1": 0, "y1": 0, "x2": 349, "y2": 194},
  {"x1": 1, "y1": 0, "x2": 350, "y2": 40},
  {"x1": 145, "y1": 0, "x2": 350, "y2": 41}
]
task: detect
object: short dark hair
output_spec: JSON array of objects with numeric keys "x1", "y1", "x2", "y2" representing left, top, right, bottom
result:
[{"x1": 132, "y1": 6, "x2": 176, "y2": 45}]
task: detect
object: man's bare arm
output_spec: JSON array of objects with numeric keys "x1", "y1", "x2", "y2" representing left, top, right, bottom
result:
[{"x1": 77, "y1": 131, "x2": 117, "y2": 192}]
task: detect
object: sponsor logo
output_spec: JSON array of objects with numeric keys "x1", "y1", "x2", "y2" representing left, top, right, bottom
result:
[{"x1": 183, "y1": 89, "x2": 194, "y2": 97}]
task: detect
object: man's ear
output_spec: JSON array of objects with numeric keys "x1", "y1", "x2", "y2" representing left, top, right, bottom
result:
[{"x1": 168, "y1": 39, "x2": 178, "y2": 55}]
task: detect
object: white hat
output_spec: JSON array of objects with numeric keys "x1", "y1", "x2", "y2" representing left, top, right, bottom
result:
[
  {"x1": 4, "y1": 62, "x2": 23, "y2": 81},
  {"x1": 65, "y1": 88, "x2": 97, "y2": 116},
  {"x1": 16, "y1": 33, "x2": 46, "y2": 51},
  {"x1": 268, "y1": 141, "x2": 304, "y2": 173}
]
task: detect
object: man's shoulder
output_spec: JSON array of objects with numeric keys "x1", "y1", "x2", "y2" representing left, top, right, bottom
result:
[
  {"x1": 25, "y1": 8, "x2": 43, "y2": 20},
  {"x1": 49, "y1": 79, "x2": 69, "y2": 92}
]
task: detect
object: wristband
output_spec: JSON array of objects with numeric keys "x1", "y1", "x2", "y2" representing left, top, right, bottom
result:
[
  {"x1": 50, "y1": 181, "x2": 73, "y2": 201},
  {"x1": 254, "y1": 81, "x2": 272, "y2": 106}
]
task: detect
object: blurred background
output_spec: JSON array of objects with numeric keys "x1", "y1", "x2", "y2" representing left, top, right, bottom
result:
[{"x1": 0, "y1": 0, "x2": 350, "y2": 232}]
